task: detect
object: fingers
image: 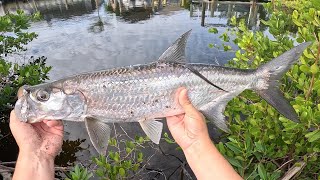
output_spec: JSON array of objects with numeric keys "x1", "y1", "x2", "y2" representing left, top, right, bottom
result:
[
  {"x1": 9, "y1": 110, "x2": 20, "y2": 127},
  {"x1": 9, "y1": 110, "x2": 34, "y2": 138},
  {"x1": 178, "y1": 88, "x2": 194, "y2": 111},
  {"x1": 10, "y1": 110, "x2": 26, "y2": 125},
  {"x1": 178, "y1": 88, "x2": 203, "y2": 119},
  {"x1": 43, "y1": 120, "x2": 63, "y2": 128},
  {"x1": 17, "y1": 86, "x2": 24, "y2": 98}
]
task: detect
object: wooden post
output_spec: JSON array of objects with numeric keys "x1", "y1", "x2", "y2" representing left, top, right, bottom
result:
[
  {"x1": 190, "y1": 1, "x2": 193, "y2": 17},
  {"x1": 158, "y1": 0, "x2": 162, "y2": 9},
  {"x1": 248, "y1": 0, "x2": 258, "y2": 28},
  {"x1": 181, "y1": 0, "x2": 185, "y2": 7},
  {"x1": 210, "y1": 0, "x2": 216, "y2": 17},
  {"x1": 0, "y1": 3, "x2": 5, "y2": 16},
  {"x1": 63, "y1": 0, "x2": 68, "y2": 10},
  {"x1": 151, "y1": 0, "x2": 155, "y2": 12},
  {"x1": 226, "y1": 3, "x2": 232, "y2": 19},
  {"x1": 201, "y1": 1, "x2": 205, "y2": 26}
]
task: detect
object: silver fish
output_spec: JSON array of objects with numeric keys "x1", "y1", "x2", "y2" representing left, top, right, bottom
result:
[{"x1": 14, "y1": 30, "x2": 310, "y2": 155}]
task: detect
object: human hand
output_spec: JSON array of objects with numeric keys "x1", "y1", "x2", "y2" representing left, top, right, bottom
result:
[
  {"x1": 166, "y1": 87, "x2": 210, "y2": 151},
  {"x1": 9, "y1": 88, "x2": 64, "y2": 159}
]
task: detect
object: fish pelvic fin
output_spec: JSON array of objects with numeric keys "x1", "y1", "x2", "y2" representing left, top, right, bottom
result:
[
  {"x1": 158, "y1": 30, "x2": 191, "y2": 64},
  {"x1": 85, "y1": 117, "x2": 111, "y2": 155},
  {"x1": 139, "y1": 119, "x2": 163, "y2": 144},
  {"x1": 254, "y1": 42, "x2": 312, "y2": 122}
]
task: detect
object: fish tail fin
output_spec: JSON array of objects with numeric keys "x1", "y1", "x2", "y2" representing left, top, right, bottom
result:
[{"x1": 253, "y1": 42, "x2": 311, "y2": 122}]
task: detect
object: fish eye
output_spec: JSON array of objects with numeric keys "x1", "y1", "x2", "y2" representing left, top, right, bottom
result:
[{"x1": 36, "y1": 90, "x2": 50, "y2": 102}]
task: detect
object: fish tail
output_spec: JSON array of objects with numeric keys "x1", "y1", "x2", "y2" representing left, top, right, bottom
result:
[{"x1": 253, "y1": 42, "x2": 311, "y2": 122}]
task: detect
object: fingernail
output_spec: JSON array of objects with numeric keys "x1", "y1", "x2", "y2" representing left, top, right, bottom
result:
[{"x1": 181, "y1": 88, "x2": 187, "y2": 94}]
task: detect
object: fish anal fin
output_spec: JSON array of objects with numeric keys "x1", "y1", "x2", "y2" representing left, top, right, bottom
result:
[
  {"x1": 139, "y1": 119, "x2": 163, "y2": 144},
  {"x1": 85, "y1": 117, "x2": 111, "y2": 155},
  {"x1": 200, "y1": 93, "x2": 241, "y2": 133},
  {"x1": 201, "y1": 104, "x2": 230, "y2": 133},
  {"x1": 158, "y1": 30, "x2": 192, "y2": 64}
]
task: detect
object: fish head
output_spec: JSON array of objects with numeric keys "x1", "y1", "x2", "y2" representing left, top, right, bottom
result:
[{"x1": 14, "y1": 84, "x2": 87, "y2": 123}]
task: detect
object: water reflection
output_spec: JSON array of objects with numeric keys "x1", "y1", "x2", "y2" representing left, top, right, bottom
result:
[
  {"x1": 0, "y1": 0, "x2": 266, "y2": 26},
  {"x1": 55, "y1": 139, "x2": 86, "y2": 166},
  {"x1": 0, "y1": 0, "x2": 103, "y2": 21},
  {"x1": 106, "y1": 0, "x2": 154, "y2": 23},
  {"x1": 191, "y1": 1, "x2": 267, "y2": 30}
]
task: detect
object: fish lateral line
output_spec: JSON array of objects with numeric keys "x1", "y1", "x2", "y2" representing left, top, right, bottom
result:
[{"x1": 185, "y1": 65, "x2": 228, "y2": 92}]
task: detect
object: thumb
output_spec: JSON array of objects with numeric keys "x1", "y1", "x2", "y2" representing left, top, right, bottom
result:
[{"x1": 178, "y1": 88, "x2": 203, "y2": 119}]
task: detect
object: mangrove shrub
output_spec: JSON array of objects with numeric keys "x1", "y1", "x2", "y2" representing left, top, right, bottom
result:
[{"x1": 210, "y1": 0, "x2": 320, "y2": 179}]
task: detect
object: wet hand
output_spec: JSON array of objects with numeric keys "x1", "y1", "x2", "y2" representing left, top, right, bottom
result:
[
  {"x1": 166, "y1": 87, "x2": 210, "y2": 151},
  {"x1": 9, "y1": 88, "x2": 64, "y2": 159}
]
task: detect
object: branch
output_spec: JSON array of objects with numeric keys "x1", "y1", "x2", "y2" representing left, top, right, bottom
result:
[
  {"x1": 280, "y1": 161, "x2": 306, "y2": 180},
  {"x1": 305, "y1": 40, "x2": 320, "y2": 100},
  {"x1": 276, "y1": 159, "x2": 294, "y2": 171},
  {"x1": 281, "y1": 152, "x2": 317, "y2": 180}
]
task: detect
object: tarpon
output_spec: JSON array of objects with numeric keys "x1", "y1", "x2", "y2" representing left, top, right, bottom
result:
[{"x1": 14, "y1": 31, "x2": 310, "y2": 155}]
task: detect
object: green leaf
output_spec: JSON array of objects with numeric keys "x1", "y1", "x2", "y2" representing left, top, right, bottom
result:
[
  {"x1": 257, "y1": 164, "x2": 267, "y2": 180},
  {"x1": 310, "y1": 63, "x2": 319, "y2": 74},
  {"x1": 75, "y1": 165, "x2": 80, "y2": 175},
  {"x1": 208, "y1": 27, "x2": 218, "y2": 34},
  {"x1": 303, "y1": 50, "x2": 315, "y2": 59},
  {"x1": 225, "y1": 142, "x2": 242, "y2": 154},
  {"x1": 132, "y1": 164, "x2": 140, "y2": 171},
  {"x1": 114, "y1": 152, "x2": 120, "y2": 162},
  {"x1": 163, "y1": 133, "x2": 175, "y2": 144},
  {"x1": 119, "y1": 168, "x2": 126, "y2": 177},
  {"x1": 300, "y1": 65, "x2": 310, "y2": 73},
  {"x1": 126, "y1": 147, "x2": 132, "y2": 153},
  {"x1": 96, "y1": 168, "x2": 104, "y2": 177},
  {"x1": 139, "y1": 137, "x2": 144, "y2": 143},
  {"x1": 292, "y1": 10, "x2": 299, "y2": 19},
  {"x1": 305, "y1": 130, "x2": 320, "y2": 142},
  {"x1": 293, "y1": 18, "x2": 303, "y2": 27},
  {"x1": 223, "y1": 45, "x2": 232, "y2": 51},
  {"x1": 227, "y1": 157, "x2": 243, "y2": 168},
  {"x1": 217, "y1": 142, "x2": 226, "y2": 154},
  {"x1": 296, "y1": 37, "x2": 304, "y2": 43}
]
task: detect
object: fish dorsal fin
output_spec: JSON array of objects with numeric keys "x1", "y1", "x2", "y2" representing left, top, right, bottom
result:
[
  {"x1": 139, "y1": 119, "x2": 163, "y2": 144},
  {"x1": 85, "y1": 117, "x2": 111, "y2": 155},
  {"x1": 158, "y1": 30, "x2": 192, "y2": 63}
]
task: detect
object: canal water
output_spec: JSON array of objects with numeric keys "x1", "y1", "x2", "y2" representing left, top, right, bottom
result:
[{"x1": 0, "y1": 0, "x2": 268, "y2": 178}]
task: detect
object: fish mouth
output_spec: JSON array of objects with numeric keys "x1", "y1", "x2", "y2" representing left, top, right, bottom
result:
[
  {"x1": 14, "y1": 96, "x2": 41, "y2": 123},
  {"x1": 14, "y1": 96, "x2": 28, "y2": 122}
]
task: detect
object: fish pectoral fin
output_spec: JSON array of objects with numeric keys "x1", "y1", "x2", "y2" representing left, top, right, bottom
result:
[
  {"x1": 158, "y1": 30, "x2": 191, "y2": 64},
  {"x1": 139, "y1": 119, "x2": 163, "y2": 144},
  {"x1": 85, "y1": 117, "x2": 111, "y2": 155}
]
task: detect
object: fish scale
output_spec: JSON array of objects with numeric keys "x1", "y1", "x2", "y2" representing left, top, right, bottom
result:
[
  {"x1": 66, "y1": 62, "x2": 256, "y2": 122},
  {"x1": 14, "y1": 30, "x2": 311, "y2": 155}
]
